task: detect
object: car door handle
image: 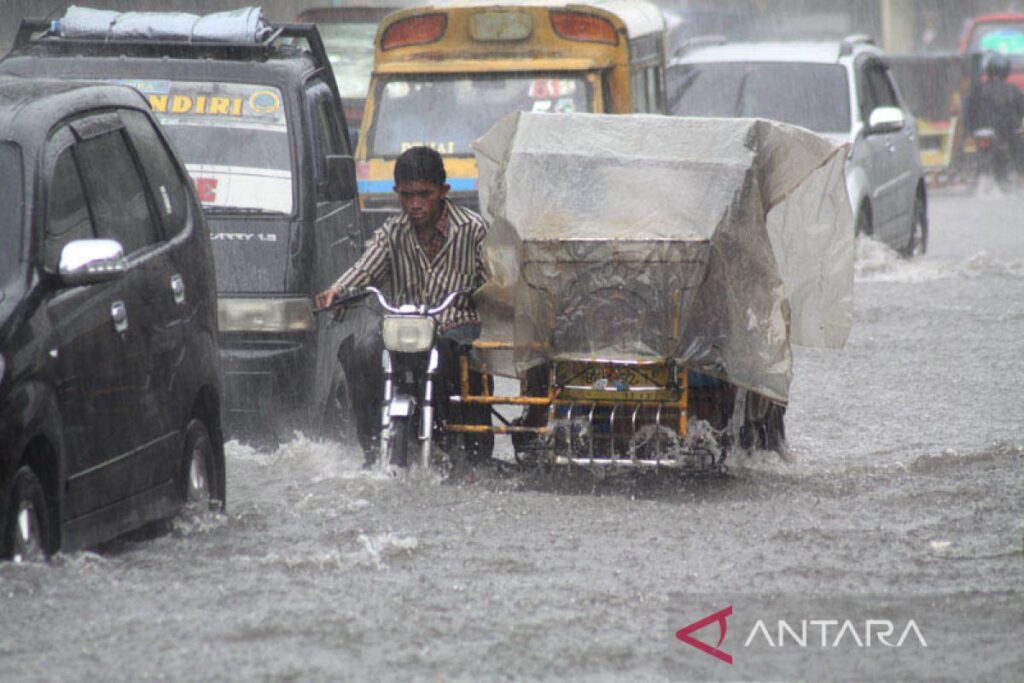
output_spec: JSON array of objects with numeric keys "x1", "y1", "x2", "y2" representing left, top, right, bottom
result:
[
  {"x1": 171, "y1": 273, "x2": 186, "y2": 305},
  {"x1": 111, "y1": 301, "x2": 128, "y2": 334}
]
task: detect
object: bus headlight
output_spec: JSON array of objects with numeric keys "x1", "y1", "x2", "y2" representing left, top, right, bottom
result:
[
  {"x1": 218, "y1": 297, "x2": 313, "y2": 333},
  {"x1": 382, "y1": 316, "x2": 435, "y2": 353}
]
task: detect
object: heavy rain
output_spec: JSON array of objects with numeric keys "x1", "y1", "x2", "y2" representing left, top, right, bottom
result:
[{"x1": 0, "y1": 1, "x2": 1021, "y2": 681}]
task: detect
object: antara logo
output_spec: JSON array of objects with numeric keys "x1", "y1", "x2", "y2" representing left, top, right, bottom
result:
[
  {"x1": 676, "y1": 606, "x2": 734, "y2": 664},
  {"x1": 676, "y1": 606, "x2": 928, "y2": 664}
]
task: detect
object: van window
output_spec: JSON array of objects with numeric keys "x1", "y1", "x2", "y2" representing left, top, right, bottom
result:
[
  {"x1": 114, "y1": 79, "x2": 294, "y2": 214},
  {"x1": 120, "y1": 109, "x2": 189, "y2": 239},
  {"x1": 75, "y1": 129, "x2": 159, "y2": 255},
  {"x1": 0, "y1": 143, "x2": 21, "y2": 280},
  {"x1": 44, "y1": 144, "x2": 95, "y2": 271},
  {"x1": 306, "y1": 79, "x2": 347, "y2": 195}
]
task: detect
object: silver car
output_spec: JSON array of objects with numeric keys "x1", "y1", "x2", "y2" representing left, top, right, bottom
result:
[{"x1": 669, "y1": 35, "x2": 928, "y2": 257}]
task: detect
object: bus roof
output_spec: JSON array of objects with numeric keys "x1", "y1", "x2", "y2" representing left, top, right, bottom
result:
[{"x1": 420, "y1": 0, "x2": 666, "y2": 39}]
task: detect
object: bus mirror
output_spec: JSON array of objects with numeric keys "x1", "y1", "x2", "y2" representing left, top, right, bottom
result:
[{"x1": 325, "y1": 154, "x2": 358, "y2": 202}]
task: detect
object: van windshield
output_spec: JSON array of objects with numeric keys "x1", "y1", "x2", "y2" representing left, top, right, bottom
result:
[
  {"x1": 669, "y1": 62, "x2": 851, "y2": 134},
  {"x1": 116, "y1": 80, "x2": 293, "y2": 214},
  {"x1": 368, "y1": 75, "x2": 592, "y2": 158},
  {"x1": 0, "y1": 142, "x2": 23, "y2": 288}
]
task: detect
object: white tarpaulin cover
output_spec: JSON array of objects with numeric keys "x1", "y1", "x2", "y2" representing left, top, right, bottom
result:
[
  {"x1": 59, "y1": 6, "x2": 272, "y2": 44},
  {"x1": 472, "y1": 112, "x2": 853, "y2": 402}
]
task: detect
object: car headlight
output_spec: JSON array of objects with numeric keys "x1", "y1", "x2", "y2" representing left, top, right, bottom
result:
[
  {"x1": 218, "y1": 297, "x2": 313, "y2": 333},
  {"x1": 381, "y1": 316, "x2": 435, "y2": 353}
]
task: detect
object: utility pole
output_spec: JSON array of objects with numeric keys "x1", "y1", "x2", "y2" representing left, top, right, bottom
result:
[{"x1": 880, "y1": 0, "x2": 916, "y2": 53}]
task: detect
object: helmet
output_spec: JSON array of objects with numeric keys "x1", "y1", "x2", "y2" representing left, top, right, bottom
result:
[{"x1": 985, "y1": 52, "x2": 1011, "y2": 81}]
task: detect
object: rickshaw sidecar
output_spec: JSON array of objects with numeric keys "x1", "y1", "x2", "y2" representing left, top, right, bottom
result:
[{"x1": 447, "y1": 112, "x2": 854, "y2": 471}]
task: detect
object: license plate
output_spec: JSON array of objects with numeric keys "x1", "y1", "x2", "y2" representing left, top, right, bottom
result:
[{"x1": 555, "y1": 361, "x2": 675, "y2": 399}]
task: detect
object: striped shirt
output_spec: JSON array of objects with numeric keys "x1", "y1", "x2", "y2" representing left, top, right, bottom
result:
[{"x1": 332, "y1": 200, "x2": 488, "y2": 329}]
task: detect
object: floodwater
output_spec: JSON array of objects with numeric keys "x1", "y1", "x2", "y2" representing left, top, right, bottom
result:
[{"x1": 1, "y1": 193, "x2": 1021, "y2": 681}]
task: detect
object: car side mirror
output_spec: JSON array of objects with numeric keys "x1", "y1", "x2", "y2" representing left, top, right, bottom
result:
[
  {"x1": 867, "y1": 106, "x2": 905, "y2": 135},
  {"x1": 59, "y1": 239, "x2": 127, "y2": 286},
  {"x1": 324, "y1": 154, "x2": 358, "y2": 202}
]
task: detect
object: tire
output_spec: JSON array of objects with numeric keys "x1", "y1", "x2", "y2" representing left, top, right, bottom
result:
[
  {"x1": 854, "y1": 204, "x2": 872, "y2": 237},
  {"x1": 317, "y1": 364, "x2": 354, "y2": 442},
  {"x1": 900, "y1": 192, "x2": 928, "y2": 258},
  {"x1": 2, "y1": 467, "x2": 51, "y2": 563},
  {"x1": 385, "y1": 415, "x2": 411, "y2": 468},
  {"x1": 180, "y1": 419, "x2": 222, "y2": 511}
]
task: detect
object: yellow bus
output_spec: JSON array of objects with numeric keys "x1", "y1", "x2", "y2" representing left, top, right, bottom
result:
[{"x1": 355, "y1": 0, "x2": 667, "y2": 220}]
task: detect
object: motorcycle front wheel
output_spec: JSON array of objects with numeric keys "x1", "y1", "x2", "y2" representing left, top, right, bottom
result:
[{"x1": 385, "y1": 415, "x2": 411, "y2": 468}]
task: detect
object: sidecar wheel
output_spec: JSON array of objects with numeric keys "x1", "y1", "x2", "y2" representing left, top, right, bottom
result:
[{"x1": 386, "y1": 416, "x2": 411, "y2": 468}]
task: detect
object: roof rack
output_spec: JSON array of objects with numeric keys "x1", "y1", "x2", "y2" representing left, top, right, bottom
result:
[
  {"x1": 839, "y1": 34, "x2": 875, "y2": 57},
  {"x1": 9, "y1": 17, "x2": 333, "y2": 75},
  {"x1": 6, "y1": 16, "x2": 349, "y2": 146},
  {"x1": 671, "y1": 34, "x2": 729, "y2": 59}
]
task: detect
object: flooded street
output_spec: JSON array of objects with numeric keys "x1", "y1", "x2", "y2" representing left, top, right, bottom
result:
[{"x1": 2, "y1": 192, "x2": 1022, "y2": 681}]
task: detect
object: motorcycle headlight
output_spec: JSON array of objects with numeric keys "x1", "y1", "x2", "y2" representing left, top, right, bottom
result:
[
  {"x1": 381, "y1": 316, "x2": 435, "y2": 353},
  {"x1": 218, "y1": 297, "x2": 313, "y2": 333}
]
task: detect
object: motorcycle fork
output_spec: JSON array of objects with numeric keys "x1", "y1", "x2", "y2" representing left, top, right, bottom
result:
[
  {"x1": 419, "y1": 346, "x2": 441, "y2": 468},
  {"x1": 379, "y1": 350, "x2": 394, "y2": 472}
]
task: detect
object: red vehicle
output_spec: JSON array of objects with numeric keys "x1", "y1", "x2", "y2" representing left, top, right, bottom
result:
[
  {"x1": 960, "y1": 13, "x2": 1024, "y2": 90},
  {"x1": 297, "y1": 3, "x2": 409, "y2": 139}
]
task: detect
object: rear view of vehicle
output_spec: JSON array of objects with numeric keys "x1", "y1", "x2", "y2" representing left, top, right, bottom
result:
[
  {"x1": 1, "y1": 8, "x2": 365, "y2": 437},
  {"x1": 356, "y1": 0, "x2": 667, "y2": 230}
]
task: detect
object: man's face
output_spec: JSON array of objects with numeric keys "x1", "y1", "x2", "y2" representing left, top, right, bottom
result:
[{"x1": 394, "y1": 179, "x2": 449, "y2": 230}]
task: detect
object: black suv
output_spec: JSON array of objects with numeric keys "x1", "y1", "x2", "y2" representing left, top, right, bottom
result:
[
  {"x1": 0, "y1": 78, "x2": 224, "y2": 560},
  {"x1": 1, "y1": 10, "x2": 366, "y2": 438}
]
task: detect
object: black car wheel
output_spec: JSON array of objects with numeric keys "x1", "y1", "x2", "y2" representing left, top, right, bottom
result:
[
  {"x1": 900, "y1": 193, "x2": 928, "y2": 258},
  {"x1": 3, "y1": 467, "x2": 51, "y2": 563},
  {"x1": 180, "y1": 420, "x2": 218, "y2": 509}
]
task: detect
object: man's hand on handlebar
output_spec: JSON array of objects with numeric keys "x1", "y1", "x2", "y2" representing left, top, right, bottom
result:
[{"x1": 314, "y1": 286, "x2": 344, "y2": 312}]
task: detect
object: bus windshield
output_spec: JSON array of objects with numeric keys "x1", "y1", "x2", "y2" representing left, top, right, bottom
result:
[
  {"x1": 117, "y1": 80, "x2": 293, "y2": 214},
  {"x1": 368, "y1": 74, "x2": 592, "y2": 158}
]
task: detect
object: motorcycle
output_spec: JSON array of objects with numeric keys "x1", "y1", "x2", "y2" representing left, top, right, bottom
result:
[
  {"x1": 359, "y1": 286, "x2": 472, "y2": 471},
  {"x1": 972, "y1": 127, "x2": 1001, "y2": 188}
]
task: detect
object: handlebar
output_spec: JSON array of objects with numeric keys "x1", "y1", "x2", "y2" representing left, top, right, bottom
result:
[
  {"x1": 314, "y1": 286, "x2": 474, "y2": 316},
  {"x1": 312, "y1": 288, "x2": 371, "y2": 314}
]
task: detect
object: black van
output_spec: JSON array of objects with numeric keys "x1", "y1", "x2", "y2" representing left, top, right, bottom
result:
[
  {"x1": 1, "y1": 10, "x2": 366, "y2": 438},
  {"x1": 0, "y1": 78, "x2": 224, "y2": 559}
]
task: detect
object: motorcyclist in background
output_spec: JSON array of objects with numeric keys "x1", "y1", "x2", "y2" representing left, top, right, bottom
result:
[{"x1": 967, "y1": 52, "x2": 1024, "y2": 188}]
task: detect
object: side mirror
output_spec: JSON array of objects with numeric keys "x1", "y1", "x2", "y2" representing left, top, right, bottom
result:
[
  {"x1": 59, "y1": 239, "x2": 127, "y2": 286},
  {"x1": 867, "y1": 106, "x2": 905, "y2": 135},
  {"x1": 324, "y1": 154, "x2": 358, "y2": 202}
]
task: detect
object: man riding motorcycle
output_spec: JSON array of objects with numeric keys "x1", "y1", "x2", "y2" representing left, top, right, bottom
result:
[
  {"x1": 967, "y1": 52, "x2": 1024, "y2": 188},
  {"x1": 315, "y1": 146, "x2": 492, "y2": 466}
]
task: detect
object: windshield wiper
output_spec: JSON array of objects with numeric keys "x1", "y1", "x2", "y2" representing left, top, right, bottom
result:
[{"x1": 203, "y1": 206, "x2": 288, "y2": 216}]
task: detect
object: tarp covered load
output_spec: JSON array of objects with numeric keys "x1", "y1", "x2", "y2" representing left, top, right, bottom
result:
[
  {"x1": 58, "y1": 6, "x2": 272, "y2": 44},
  {"x1": 472, "y1": 112, "x2": 853, "y2": 402}
]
